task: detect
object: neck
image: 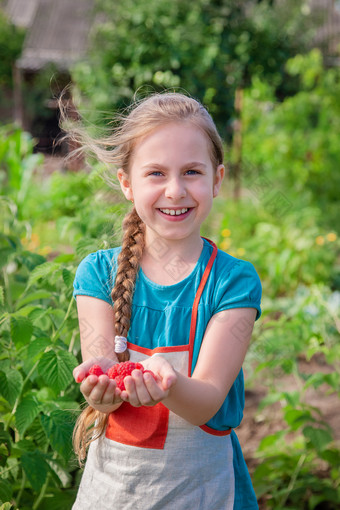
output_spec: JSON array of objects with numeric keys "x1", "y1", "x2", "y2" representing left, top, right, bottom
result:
[{"x1": 141, "y1": 234, "x2": 204, "y2": 285}]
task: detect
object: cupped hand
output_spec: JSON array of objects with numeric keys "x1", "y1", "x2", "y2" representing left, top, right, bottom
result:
[
  {"x1": 79, "y1": 373, "x2": 123, "y2": 413},
  {"x1": 73, "y1": 357, "x2": 122, "y2": 413},
  {"x1": 120, "y1": 355, "x2": 177, "y2": 407},
  {"x1": 73, "y1": 356, "x2": 117, "y2": 383}
]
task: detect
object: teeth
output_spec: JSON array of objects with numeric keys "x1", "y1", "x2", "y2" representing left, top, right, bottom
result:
[{"x1": 160, "y1": 208, "x2": 189, "y2": 216}]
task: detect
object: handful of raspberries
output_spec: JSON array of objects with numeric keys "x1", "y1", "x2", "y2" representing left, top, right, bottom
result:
[{"x1": 83, "y1": 361, "x2": 156, "y2": 391}]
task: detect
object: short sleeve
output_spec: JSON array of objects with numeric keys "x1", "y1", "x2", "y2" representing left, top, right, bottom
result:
[
  {"x1": 73, "y1": 251, "x2": 114, "y2": 305},
  {"x1": 214, "y1": 260, "x2": 262, "y2": 320}
]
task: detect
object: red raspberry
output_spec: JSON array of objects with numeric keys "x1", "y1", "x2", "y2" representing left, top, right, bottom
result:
[
  {"x1": 87, "y1": 365, "x2": 104, "y2": 377},
  {"x1": 117, "y1": 361, "x2": 139, "y2": 378},
  {"x1": 106, "y1": 364, "x2": 119, "y2": 379},
  {"x1": 115, "y1": 374, "x2": 126, "y2": 391},
  {"x1": 104, "y1": 361, "x2": 156, "y2": 391}
]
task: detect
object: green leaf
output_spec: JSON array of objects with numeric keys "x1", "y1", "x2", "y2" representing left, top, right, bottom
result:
[
  {"x1": 38, "y1": 350, "x2": 77, "y2": 392},
  {"x1": 45, "y1": 457, "x2": 72, "y2": 488},
  {"x1": 257, "y1": 430, "x2": 286, "y2": 451},
  {"x1": 0, "y1": 286, "x2": 4, "y2": 307},
  {"x1": 62, "y1": 268, "x2": 73, "y2": 287},
  {"x1": 21, "y1": 450, "x2": 49, "y2": 491},
  {"x1": 40, "y1": 410, "x2": 75, "y2": 461},
  {"x1": 27, "y1": 262, "x2": 60, "y2": 288},
  {"x1": 0, "y1": 480, "x2": 13, "y2": 505},
  {"x1": 27, "y1": 337, "x2": 50, "y2": 360},
  {"x1": 0, "y1": 502, "x2": 13, "y2": 510},
  {"x1": 15, "y1": 395, "x2": 40, "y2": 436},
  {"x1": 10, "y1": 316, "x2": 33, "y2": 347},
  {"x1": 303, "y1": 425, "x2": 333, "y2": 452},
  {"x1": 75, "y1": 238, "x2": 99, "y2": 259},
  {"x1": 320, "y1": 448, "x2": 340, "y2": 468},
  {"x1": 0, "y1": 423, "x2": 12, "y2": 466},
  {"x1": 284, "y1": 408, "x2": 314, "y2": 430},
  {"x1": 0, "y1": 370, "x2": 23, "y2": 406},
  {"x1": 16, "y1": 290, "x2": 52, "y2": 309}
]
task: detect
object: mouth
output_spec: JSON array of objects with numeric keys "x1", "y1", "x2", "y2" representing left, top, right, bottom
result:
[{"x1": 159, "y1": 208, "x2": 190, "y2": 216}]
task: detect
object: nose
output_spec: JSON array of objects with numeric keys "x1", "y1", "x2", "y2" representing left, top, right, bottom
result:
[{"x1": 164, "y1": 176, "x2": 186, "y2": 200}]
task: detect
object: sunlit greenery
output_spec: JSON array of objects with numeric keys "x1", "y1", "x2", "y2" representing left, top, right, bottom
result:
[{"x1": 1, "y1": 0, "x2": 339, "y2": 508}]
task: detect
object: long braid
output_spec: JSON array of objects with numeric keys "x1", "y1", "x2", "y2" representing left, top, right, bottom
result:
[
  {"x1": 73, "y1": 407, "x2": 108, "y2": 466},
  {"x1": 73, "y1": 208, "x2": 145, "y2": 464},
  {"x1": 112, "y1": 207, "x2": 145, "y2": 361}
]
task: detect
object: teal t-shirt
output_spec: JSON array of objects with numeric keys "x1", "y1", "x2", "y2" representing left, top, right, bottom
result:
[
  {"x1": 73, "y1": 238, "x2": 261, "y2": 430},
  {"x1": 73, "y1": 238, "x2": 262, "y2": 508}
]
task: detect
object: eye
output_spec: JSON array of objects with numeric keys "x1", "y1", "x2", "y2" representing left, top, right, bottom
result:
[
  {"x1": 185, "y1": 169, "x2": 201, "y2": 175},
  {"x1": 148, "y1": 171, "x2": 163, "y2": 177}
]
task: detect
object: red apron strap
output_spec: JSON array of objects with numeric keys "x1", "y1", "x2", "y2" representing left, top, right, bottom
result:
[{"x1": 188, "y1": 238, "x2": 217, "y2": 376}]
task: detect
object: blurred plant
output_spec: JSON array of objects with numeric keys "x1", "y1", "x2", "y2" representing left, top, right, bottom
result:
[
  {"x1": 0, "y1": 9, "x2": 25, "y2": 88},
  {"x1": 0, "y1": 197, "x2": 79, "y2": 508},
  {"x1": 241, "y1": 49, "x2": 340, "y2": 230},
  {"x1": 249, "y1": 283, "x2": 340, "y2": 509},
  {"x1": 0, "y1": 186, "x2": 123, "y2": 508},
  {"x1": 0, "y1": 126, "x2": 44, "y2": 217},
  {"x1": 71, "y1": 0, "x2": 314, "y2": 137}
]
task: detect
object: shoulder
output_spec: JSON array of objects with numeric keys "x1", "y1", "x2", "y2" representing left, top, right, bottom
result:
[
  {"x1": 76, "y1": 247, "x2": 121, "y2": 275},
  {"x1": 73, "y1": 247, "x2": 122, "y2": 304},
  {"x1": 203, "y1": 240, "x2": 262, "y2": 319},
  {"x1": 215, "y1": 248, "x2": 260, "y2": 284}
]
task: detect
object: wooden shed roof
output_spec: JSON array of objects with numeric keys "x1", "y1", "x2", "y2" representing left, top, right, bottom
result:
[{"x1": 5, "y1": 0, "x2": 94, "y2": 71}]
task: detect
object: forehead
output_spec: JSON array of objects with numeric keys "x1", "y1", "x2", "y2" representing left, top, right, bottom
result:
[{"x1": 130, "y1": 122, "x2": 211, "y2": 164}]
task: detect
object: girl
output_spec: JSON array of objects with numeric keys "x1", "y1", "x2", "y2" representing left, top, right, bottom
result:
[{"x1": 71, "y1": 92, "x2": 262, "y2": 510}]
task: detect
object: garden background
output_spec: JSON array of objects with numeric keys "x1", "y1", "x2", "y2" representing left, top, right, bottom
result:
[{"x1": 0, "y1": 1, "x2": 339, "y2": 509}]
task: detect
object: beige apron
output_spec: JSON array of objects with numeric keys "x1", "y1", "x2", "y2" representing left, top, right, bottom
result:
[{"x1": 73, "y1": 241, "x2": 235, "y2": 510}]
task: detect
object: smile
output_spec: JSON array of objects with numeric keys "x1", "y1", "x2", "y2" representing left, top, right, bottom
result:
[{"x1": 159, "y1": 208, "x2": 189, "y2": 216}]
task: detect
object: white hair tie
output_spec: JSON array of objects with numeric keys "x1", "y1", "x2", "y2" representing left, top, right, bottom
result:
[{"x1": 115, "y1": 335, "x2": 128, "y2": 353}]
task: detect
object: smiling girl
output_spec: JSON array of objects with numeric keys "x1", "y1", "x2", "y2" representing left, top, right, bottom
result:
[{"x1": 70, "y1": 93, "x2": 262, "y2": 510}]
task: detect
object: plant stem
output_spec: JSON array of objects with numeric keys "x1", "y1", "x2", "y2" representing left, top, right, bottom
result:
[
  {"x1": 15, "y1": 470, "x2": 26, "y2": 508},
  {"x1": 5, "y1": 359, "x2": 40, "y2": 431},
  {"x1": 279, "y1": 452, "x2": 307, "y2": 507},
  {"x1": 32, "y1": 473, "x2": 50, "y2": 510},
  {"x1": 2, "y1": 268, "x2": 12, "y2": 311},
  {"x1": 68, "y1": 329, "x2": 76, "y2": 353},
  {"x1": 51, "y1": 295, "x2": 74, "y2": 343},
  {"x1": 0, "y1": 312, "x2": 9, "y2": 327}
]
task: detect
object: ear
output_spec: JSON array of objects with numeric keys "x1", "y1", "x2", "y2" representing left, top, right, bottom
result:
[
  {"x1": 117, "y1": 168, "x2": 133, "y2": 201},
  {"x1": 213, "y1": 164, "x2": 225, "y2": 198}
]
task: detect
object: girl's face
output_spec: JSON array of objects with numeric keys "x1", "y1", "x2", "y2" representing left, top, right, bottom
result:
[{"x1": 117, "y1": 122, "x2": 224, "y2": 246}]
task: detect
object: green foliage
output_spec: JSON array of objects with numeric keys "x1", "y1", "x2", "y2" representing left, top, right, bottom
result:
[
  {"x1": 241, "y1": 49, "x2": 340, "y2": 229},
  {"x1": 0, "y1": 199, "x2": 81, "y2": 507},
  {"x1": 0, "y1": 126, "x2": 125, "y2": 507},
  {"x1": 0, "y1": 10, "x2": 25, "y2": 87},
  {"x1": 72, "y1": 0, "x2": 312, "y2": 135},
  {"x1": 206, "y1": 189, "x2": 340, "y2": 508},
  {"x1": 0, "y1": 126, "x2": 44, "y2": 216}
]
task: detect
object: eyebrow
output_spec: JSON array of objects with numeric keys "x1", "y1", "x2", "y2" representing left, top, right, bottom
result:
[{"x1": 141, "y1": 162, "x2": 208, "y2": 170}]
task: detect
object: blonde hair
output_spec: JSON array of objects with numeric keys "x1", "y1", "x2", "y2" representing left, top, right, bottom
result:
[{"x1": 67, "y1": 92, "x2": 224, "y2": 463}]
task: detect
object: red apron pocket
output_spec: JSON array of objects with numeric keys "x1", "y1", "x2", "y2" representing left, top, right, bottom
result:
[{"x1": 105, "y1": 402, "x2": 169, "y2": 449}]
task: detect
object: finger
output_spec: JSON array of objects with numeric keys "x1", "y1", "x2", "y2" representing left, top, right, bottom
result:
[
  {"x1": 123, "y1": 375, "x2": 140, "y2": 406},
  {"x1": 131, "y1": 370, "x2": 155, "y2": 406},
  {"x1": 100, "y1": 379, "x2": 118, "y2": 405},
  {"x1": 143, "y1": 371, "x2": 166, "y2": 401},
  {"x1": 73, "y1": 361, "x2": 92, "y2": 383},
  {"x1": 86, "y1": 375, "x2": 111, "y2": 405},
  {"x1": 80, "y1": 374, "x2": 101, "y2": 396}
]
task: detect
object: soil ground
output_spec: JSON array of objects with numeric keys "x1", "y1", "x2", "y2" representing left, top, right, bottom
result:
[{"x1": 237, "y1": 354, "x2": 340, "y2": 472}]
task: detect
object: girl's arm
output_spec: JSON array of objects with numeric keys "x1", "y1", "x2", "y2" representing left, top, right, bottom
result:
[
  {"x1": 123, "y1": 307, "x2": 257, "y2": 426},
  {"x1": 73, "y1": 296, "x2": 123, "y2": 414},
  {"x1": 73, "y1": 296, "x2": 175, "y2": 413}
]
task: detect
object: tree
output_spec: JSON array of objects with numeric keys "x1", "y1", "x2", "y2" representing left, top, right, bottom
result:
[{"x1": 73, "y1": 0, "x2": 313, "y2": 131}]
